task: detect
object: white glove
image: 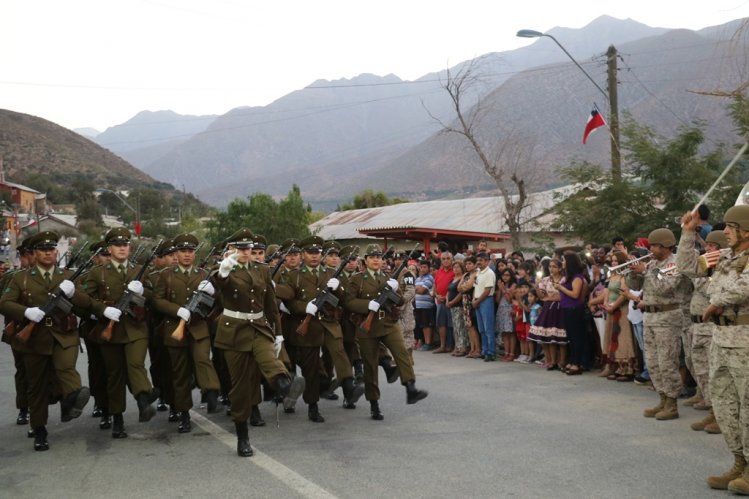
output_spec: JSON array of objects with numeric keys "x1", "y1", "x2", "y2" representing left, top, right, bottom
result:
[
  {"x1": 198, "y1": 280, "x2": 215, "y2": 296},
  {"x1": 177, "y1": 307, "x2": 191, "y2": 322},
  {"x1": 59, "y1": 279, "x2": 75, "y2": 298},
  {"x1": 368, "y1": 300, "x2": 380, "y2": 312},
  {"x1": 387, "y1": 278, "x2": 399, "y2": 292},
  {"x1": 24, "y1": 307, "x2": 45, "y2": 323},
  {"x1": 279, "y1": 302, "x2": 291, "y2": 314},
  {"x1": 127, "y1": 280, "x2": 144, "y2": 296},
  {"x1": 306, "y1": 301, "x2": 318, "y2": 315},
  {"x1": 273, "y1": 335, "x2": 284, "y2": 357},
  {"x1": 326, "y1": 277, "x2": 340, "y2": 291},
  {"x1": 218, "y1": 252, "x2": 239, "y2": 278},
  {"x1": 104, "y1": 306, "x2": 122, "y2": 322}
]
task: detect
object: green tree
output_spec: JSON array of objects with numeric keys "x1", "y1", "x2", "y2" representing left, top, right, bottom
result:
[{"x1": 340, "y1": 189, "x2": 407, "y2": 210}]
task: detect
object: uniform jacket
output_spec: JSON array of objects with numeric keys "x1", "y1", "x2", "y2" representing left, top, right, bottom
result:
[
  {"x1": 642, "y1": 252, "x2": 692, "y2": 327},
  {"x1": 705, "y1": 243, "x2": 749, "y2": 348},
  {"x1": 152, "y1": 266, "x2": 212, "y2": 347},
  {"x1": 343, "y1": 269, "x2": 404, "y2": 338}
]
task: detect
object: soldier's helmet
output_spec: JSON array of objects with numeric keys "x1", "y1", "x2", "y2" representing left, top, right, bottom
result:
[
  {"x1": 647, "y1": 228, "x2": 676, "y2": 247},
  {"x1": 705, "y1": 230, "x2": 728, "y2": 249},
  {"x1": 724, "y1": 205, "x2": 749, "y2": 231}
]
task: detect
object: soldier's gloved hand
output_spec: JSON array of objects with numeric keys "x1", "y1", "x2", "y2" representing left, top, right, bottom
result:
[
  {"x1": 273, "y1": 335, "x2": 284, "y2": 357},
  {"x1": 198, "y1": 280, "x2": 215, "y2": 296},
  {"x1": 59, "y1": 279, "x2": 75, "y2": 298},
  {"x1": 387, "y1": 278, "x2": 399, "y2": 292},
  {"x1": 177, "y1": 307, "x2": 191, "y2": 322},
  {"x1": 306, "y1": 301, "x2": 318, "y2": 316},
  {"x1": 127, "y1": 280, "x2": 144, "y2": 296},
  {"x1": 326, "y1": 277, "x2": 340, "y2": 291},
  {"x1": 24, "y1": 307, "x2": 45, "y2": 323},
  {"x1": 368, "y1": 300, "x2": 381, "y2": 312},
  {"x1": 103, "y1": 306, "x2": 122, "y2": 322},
  {"x1": 218, "y1": 252, "x2": 239, "y2": 278},
  {"x1": 279, "y1": 302, "x2": 291, "y2": 314}
]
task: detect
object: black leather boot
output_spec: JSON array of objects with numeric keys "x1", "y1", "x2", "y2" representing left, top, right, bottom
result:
[
  {"x1": 111, "y1": 413, "x2": 128, "y2": 439},
  {"x1": 205, "y1": 390, "x2": 221, "y2": 414},
  {"x1": 380, "y1": 358, "x2": 400, "y2": 384},
  {"x1": 342, "y1": 377, "x2": 364, "y2": 409},
  {"x1": 370, "y1": 400, "x2": 384, "y2": 420},
  {"x1": 60, "y1": 387, "x2": 91, "y2": 422},
  {"x1": 168, "y1": 408, "x2": 180, "y2": 422},
  {"x1": 156, "y1": 398, "x2": 168, "y2": 412},
  {"x1": 16, "y1": 408, "x2": 29, "y2": 425},
  {"x1": 249, "y1": 405, "x2": 266, "y2": 427},
  {"x1": 137, "y1": 392, "x2": 156, "y2": 422},
  {"x1": 178, "y1": 411, "x2": 192, "y2": 433},
  {"x1": 235, "y1": 421, "x2": 253, "y2": 457},
  {"x1": 91, "y1": 405, "x2": 102, "y2": 418},
  {"x1": 99, "y1": 413, "x2": 112, "y2": 430},
  {"x1": 320, "y1": 377, "x2": 340, "y2": 400},
  {"x1": 405, "y1": 380, "x2": 428, "y2": 405},
  {"x1": 33, "y1": 426, "x2": 49, "y2": 451},
  {"x1": 308, "y1": 403, "x2": 325, "y2": 423},
  {"x1": 353, "y1": 359, "x2": 364, "y2": 384}
]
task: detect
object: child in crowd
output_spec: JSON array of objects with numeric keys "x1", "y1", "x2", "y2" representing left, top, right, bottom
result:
[
  {"x1": 527, "y1": 289, "x2": 542, "y2": 363},
  {"x1": 495, "y1": 269, "x2": 516, "y2": 360},
  {"x1": 513, "y1": 283, "x2": 531, "y2": 363}
]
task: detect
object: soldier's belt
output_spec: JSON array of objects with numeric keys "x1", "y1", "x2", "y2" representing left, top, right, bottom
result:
[
  {"x1": 714, "y1": 314, "x2": 749, "y2": 327},
  {"x1": 222, "y1": 309, "x2": 264, "y2": 321},
  {"x1": 644, "y1": 304, "x2": 679, "y2": 313},
  {"x1": 691, "y1": 315, "x2": 705, "y2": 324}
]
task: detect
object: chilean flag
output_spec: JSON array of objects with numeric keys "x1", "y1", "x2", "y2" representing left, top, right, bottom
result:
[{"x1": 583, "y1": 108, "x2": 606, "y2": 144}]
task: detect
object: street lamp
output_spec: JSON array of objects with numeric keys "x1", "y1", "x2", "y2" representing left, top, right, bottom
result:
[{"x1": 96, "y1": 188, "x2": 140, "y2": 238}]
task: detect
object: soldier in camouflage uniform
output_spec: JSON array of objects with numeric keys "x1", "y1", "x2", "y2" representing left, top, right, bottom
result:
[
  {"x1": 635, "y1": 228, "x2": 692, "y2": 421},
  {"x1": 683, "y1": 206, "x2": 749, "y2": 492},
  {"x1": 676, "y1": 229, "x2": 727, "y2": 434}
]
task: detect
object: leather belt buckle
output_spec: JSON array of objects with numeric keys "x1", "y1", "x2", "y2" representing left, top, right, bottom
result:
[
  {"x1": 378, "y1": 310, "x2": 385, "y2": 320},
  {"x1": 45, "y1": 317, "x2": 54, "y2": 327}
]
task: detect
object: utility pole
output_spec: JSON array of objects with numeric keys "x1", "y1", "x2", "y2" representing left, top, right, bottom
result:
[{"x1": 607, "y1": 45, "x2": 622, "y2": 183}]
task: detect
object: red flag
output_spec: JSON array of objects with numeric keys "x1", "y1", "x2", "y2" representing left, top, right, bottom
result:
[{"x1": 583, "y1": 108, "x2": 606, "y2": 144}]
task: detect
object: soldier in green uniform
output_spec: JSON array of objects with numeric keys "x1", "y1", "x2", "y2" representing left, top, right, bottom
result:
[
  {"x1": 338, "y1": 245, "x2": 364, "y2": 394},
  {"x1": 0, "y1": 231, "x2": 93, "y2": 451},
  {"x1": 211, "y1": 228, "x2": 304, "y2": 456},
  {"x1": 152, "y1": 233, "x2": 221, "y2": 433},
  {"x1": 342, "y1": 244, "x2": 428, "y2": 420},
  {"x1": 277, "y1": 236, "x2": 364, "y2": 422},
  {"x1": 82, "y1": 227, "x2": 159, "y2": 439}
]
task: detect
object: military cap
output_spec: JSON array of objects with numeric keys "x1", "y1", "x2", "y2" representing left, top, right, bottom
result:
[
  {"x1": 17, "y1": 237, "x2": 33, "y2": 255},
  {"x1": 105, "y1": 227, "x2": 131, "y2": 245},
  {"x1": 705, "y1": 230, "x2": 728, "y2": 249},
  {"x1": 155, "y1": 238, "x2": 176, "y2": 256},
  {"x1": 228, "y1": 228, "x2": 254, "y2": 249},
  {"x1": 173, "y1": 233, "x2": 199, "y2": 251},
  {"x1": 364, "y1": 244, "x2": 383, "y2": 257},
  {"x1": 339, "y1": 245, "x2": 359, "y2": 261},
  {"x1": 647, "y1": 228, "x2": 676, "y2": 247},
  {"x1": 322, "y1": 240, "x2": 341, "y2": 254},
  {"x1": 300, "y1": 236, "x2": 324, "y2": 252},
  {"x1": 251, "y1": 234, "x2": 267, "y2": 250},
  {"x1": 724, "y1": 205, "x2": 749, "y2": 231},
  {"x1": 281, "y1": 238, "x2": 301, "y2": 253},
  {"x1": 393, "y1": 249, "x2": 407, "y2": 259},
  {"x1": 266, "y1": 243, "x2": 280, "y2": 256},
  {"x1": 90, "y1": 240, "x2": 110, "y2": 256},
  {"x1": 28, "y1": 231, "x2": 60, "y2": 250}
]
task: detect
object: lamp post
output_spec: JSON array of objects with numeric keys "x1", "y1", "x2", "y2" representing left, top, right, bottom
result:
[
  {"x1": 517, "y1": 29, "x2": 621, "y2": 182},
  {"x1": 96, "y1": 188, "x2": 140, "y2": 238}
]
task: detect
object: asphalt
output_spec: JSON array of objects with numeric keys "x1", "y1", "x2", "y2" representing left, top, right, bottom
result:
[{"x1": 0, "y1": 341, "x2": 733, "y2": 498}]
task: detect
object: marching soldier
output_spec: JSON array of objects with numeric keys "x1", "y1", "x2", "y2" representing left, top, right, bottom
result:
[
  {"x1": 338, "y1": 245, "x2": 364, "y2": 391},
  {"x1": 152, "y1": 234, "x2": 222, "y2": 434},
  {"x1": 274, "y1": 238, "x2": 303, "y2": 413},
  {"x1": 682, "y1": 207, "x2": 749, "y2": 492},
  {"x1": 82, "y1": 227, "x2": 159, "y2": 439},
  {"x1": 211, "y1": 228, "x2": 304, "y2": 457},
  {"x1": 635, "y1": 228, "x2": 692, "y2": 421},
  {"x1": 676, "y1": 229, "x2": 727, "y2": 434},
  {"x1": 342, "y1": 244, "x2": 428, "y2": 420},
  {"x1": 0, "y1": 231, "x2": 93, "y2": 451},
  {"x1": 277, "y1": 236, "x2": 364, "y2": 422}
]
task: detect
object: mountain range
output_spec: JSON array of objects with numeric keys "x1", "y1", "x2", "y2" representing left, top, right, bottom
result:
[{"x1": 85, "y1": 16, "x2": 748, "y2": 210}]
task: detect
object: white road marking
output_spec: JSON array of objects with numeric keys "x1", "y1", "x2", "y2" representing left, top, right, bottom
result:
[{"x1": 190, "y1": 411, "x2": 339, "y2": 499}]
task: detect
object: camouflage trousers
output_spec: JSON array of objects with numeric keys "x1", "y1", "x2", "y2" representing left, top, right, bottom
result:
[
  {"x1": 680, "y1": 324, "x2": 694, "y2": 382},
  {"x1": 690, "y1": 322, "x2": 713, "y2": 405},
  {"x1": 644, "y1": 323, "x2": 683, "y2": 399},
  {"x1": 709, "y1": 343, "x2": 749, "y2": 460}
]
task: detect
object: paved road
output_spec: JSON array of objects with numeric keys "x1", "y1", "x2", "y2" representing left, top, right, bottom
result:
[{"x1": 0, "y1": 345, "x2": 731, "y2": 498}]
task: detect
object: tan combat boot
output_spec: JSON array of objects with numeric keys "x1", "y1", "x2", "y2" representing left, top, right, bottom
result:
[
  {"x1": 691, "y1": 410, "x2": 715, "y2": 431},
  {"x1": 707, "y1": 454, "x2": 747, "y2": 489},
  {"x1": 655, "y1": 397, "x2": 679, "y2": 420},
  {"x1": 728, "y1": 462, "x2": 749, "y2": 494},
  {"x1": 644, "y1": 393, "x2": 666, "y2": 418},
  {"x1": 684, "y1": 387, "x2": 702, "y2": 407}
]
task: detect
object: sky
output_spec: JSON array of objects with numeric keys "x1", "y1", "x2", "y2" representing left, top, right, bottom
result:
[{"x1": 2, "y1": 0, "x2": 749, "y2": 132}]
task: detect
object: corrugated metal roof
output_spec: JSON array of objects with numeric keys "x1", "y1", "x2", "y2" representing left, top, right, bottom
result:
[{"x1": 310, "y1": 185, "x2": 577, "y2": 239}]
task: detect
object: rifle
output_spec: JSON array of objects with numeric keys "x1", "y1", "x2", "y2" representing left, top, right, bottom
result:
[
  {"x1": 63, "y1": 241, "x2": 89, "y2": 270},
  {"x1": 129, "y1": 244, "x2": 146, "y2": 265},
  {"x1": 361, "y1": 243, "x2": 419, "y2": 333},
  {"x1": 171, "y1": 283, "x2": 215, "y2": 341},
  {"x1": 271, "y1": 246, "x2": 294, "y2": 279},
  {"x1": 198, "y1": 242, "x2": 223, "y2": 269},
  {"x1": 101, "y1": 240, "x2": 163, "y2": 341},
  {"x1": 15, "y1": 248, "x2": 102, "y2": 343},
  {"x1": 1, "y1": 268, "x2": 23, "y2": 337},
  {"x1": 296, "y1": 246, "x2": 359, "y2": 336}
]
